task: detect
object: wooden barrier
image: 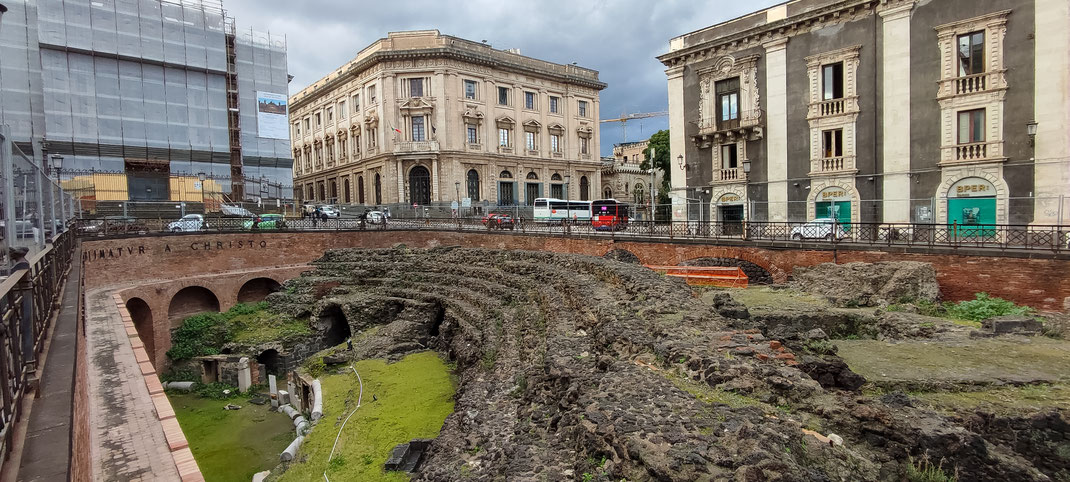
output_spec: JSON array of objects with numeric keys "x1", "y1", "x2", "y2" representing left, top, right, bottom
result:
[{"x1": 644, "y1": 265, "x2": 749, "y2": 288}]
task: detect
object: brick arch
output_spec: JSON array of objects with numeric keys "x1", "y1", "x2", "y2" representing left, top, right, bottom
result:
[
  {"x1": 680, "y1": 257, "x2": 774, "y2": 285},
  {"x1": 126, "y1": 297, "x2": 155, "y2": 364},
  {"x1": 236, "y1": 277, "x2": 283, "y2": 303},
  {"x1": 167, "y1": 286, "x2": 220, "y2": 329}
]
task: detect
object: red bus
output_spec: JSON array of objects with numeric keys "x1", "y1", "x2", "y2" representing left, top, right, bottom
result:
[{"x1": 591, "y1": 199, "x2": 629, "y2": 231}]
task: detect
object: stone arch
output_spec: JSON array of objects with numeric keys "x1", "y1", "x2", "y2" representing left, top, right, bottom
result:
[
  {"x1": 168, "y1": 286, "x2": 220, "y2": 328},
  {"x1": 934, "y1": 169, "x2": 1009, "y2": 224},
  {"x1": 320, "y1": 304, "x2": 352, "y2": 347},
  {"x1": 603, "y1": 249, "x2": 640, "y2": 264},
  {"x1": 126, "y1": 297, "x2": 155, "y2": 364},
  {"x1": 257, "y1": 348, "x2": 280, "y2": 376},
  {"x1": 680, "y1": 257, "x2": 774, "y2": 285},
  {"x1": 237, "y1": 277, "x2": 282, "y2": 303},
  {"x1": 806, "y1": 179, "x2": 861, "y2": 224}
]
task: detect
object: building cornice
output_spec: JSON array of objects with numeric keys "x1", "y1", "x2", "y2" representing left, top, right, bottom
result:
[
  {"x1": 292, "y1": 46, "x2": 607, "y2": 111},
  {"x1": 657, "y1": 0, "x2": 879, "y2": 68}
]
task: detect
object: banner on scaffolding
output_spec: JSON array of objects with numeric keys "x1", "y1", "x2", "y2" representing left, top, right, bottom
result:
[{"x1": 256, "y1": 91, "x2": 289, "y2": 139}]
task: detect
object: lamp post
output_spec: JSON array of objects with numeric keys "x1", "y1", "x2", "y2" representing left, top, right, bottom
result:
[
  {"x1": 742, "y1": 158, "x2": 752, "y2": 238},
  {"x1": 648, "y1": 147, "x2": 656, "y2": 223},
  {"x1": 676, "y1": 155, "x2": 688, "y2": 226},
  {"x1": 1027, "y1": 121, "x2": 1038, "y2": 147},
  {"x1": 197, "y1": 171, "x2": 207, "y2": 203}
]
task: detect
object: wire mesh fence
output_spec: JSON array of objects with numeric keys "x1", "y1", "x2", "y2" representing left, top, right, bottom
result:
[{"x1": 1, "y1": 127, "x2": 77, "y2": 265}]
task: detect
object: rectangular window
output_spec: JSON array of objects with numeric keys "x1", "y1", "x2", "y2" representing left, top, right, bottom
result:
[
  {"x1": 549, "y1": 96, "x2": 559, "y2": 113},
  {"x1": 551, "y1": 134, "x2": 560, "y2": 152},
  {"x1": 498, "y1": 86, "x2": 509, "y2": 105},
  {"x1": 720, "y1": 143, "x2": 738, "y2": 169},
  {"x1": 315, "y1": 113, "x2": 322, "y2": 127},
  {"x1": 957, "y1": 31, "x2": 985, "y2": 76},
  {"x1": 551, "y1": 184, "x2": 563, "y2": 199},
  {"x1": 526, "y1": 131, "x2": 536, "y2": 150},
  {"x1": 578, "y1": 100, "x2": 588, "y2": 117},
  {"x1": 294, "y1": 123, "x2": 300, "y2": 137},
  {"x1": 464, "y1": 80, "x2": 477, "y2": 100},
  {"x1": 304, "y1": 118, "x2": 310, "y2": 130},
  {"x1": 715, "y1": 77, "x2": 740, "y2": 123},
  {"x1": 351, "y1": 94, "x2": 360, "y2": 113},
  {"x1": 409, "y1": 78, "x2": 423, "y2": 97},
  {"x1": 368, "y1": 85, "x2": 377, "y2": 104},
  {"x1": 822, "y1": 129, "x2": 843, "y2": 157},
  {"x1": 411, "y1": 116, "x2": 425, "y2": 141},
  {"x1": 821, "y1": 62, "x2": 844, "y2": 100},
  {"x1": 326, "y1": 107, "x2": 333, "y2": 123},
  {"x1": 467, "y1": 125, "x2": 478, "y2": 144},
  {"x1": 580, "y1": 137, "x2": 589, "y2": 155},
  {"x1": 957, "y1": 109, "x2": 985, "y2": 144},
  {"x1": 338, "y1": 101, "x2": 347, "y2": 119},
  {"x1": 525, "y1": 91, "x2": 536, "y2": 110},
  {"x1": 498, "y1": 128, "x2": 510, "y2": 147}
]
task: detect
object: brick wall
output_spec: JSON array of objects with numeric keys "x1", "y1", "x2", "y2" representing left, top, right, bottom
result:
[
  {"x1": 82, "y1": 232, "x2": 1070, "y2": 311},
  {"x1": 70, "y1": 291, "x2": 91, "y2": 482}
]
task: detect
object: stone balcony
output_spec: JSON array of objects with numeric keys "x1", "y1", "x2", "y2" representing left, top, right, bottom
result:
[
  {"x1": 806, "y1": 97, "x2": 859, "y2": 120},
  {"x1": 711, "y1": 167, "x2": 747, "y2": 184},
  {"x1": 941, "y1": 140, "x2": 1006, "y2": 165},
  {"x1": 937, "y1": 70, "x2": 1007, "y2": 99},
  {"x1": 692, "y1": 110, "x2": 763, "y2": 148},
  {"x1": 809, "y1": 156, "x2": 857, "y2": 176},
  {"x1": 394, "y1": 140, "x2": 440, "y2": 154}
]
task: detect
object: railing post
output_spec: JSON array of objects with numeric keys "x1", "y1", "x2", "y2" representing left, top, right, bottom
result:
[{"x1": 1, "y1": 126, "x2": 16, "y2": 250}]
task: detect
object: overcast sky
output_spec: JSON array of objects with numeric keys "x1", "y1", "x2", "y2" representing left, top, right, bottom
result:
[{"x1": 223, "y1": 0, "x2": 780, "y2": 156}]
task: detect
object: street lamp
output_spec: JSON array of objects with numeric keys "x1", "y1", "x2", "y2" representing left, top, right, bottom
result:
[
  {"x1": 454, "y1": 180, "x2": 460, "y2": 201},
  {"x1": 648, "y1": 147, "x2": 656, "y2": 222},
  {"x1": 677, "y1": 154, "x2": 686, "y2": 171},
  {"x1": 1027, "y1": 121, "x2": 1038, "y2": 147},
  {"x1": 742, "y1": 157, "x2": 752, "y2": 236},
  {"x1": 50, "y1": 154, "x2": 63, "y2": 179},
  {"x1": 197, "y1": 172, "x2": 207, "y2": 182}
]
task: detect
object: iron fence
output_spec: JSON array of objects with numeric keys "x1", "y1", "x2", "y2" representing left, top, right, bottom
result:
[{"x1": 72, "y1": 214, "x2": 1070, "y2": 253}]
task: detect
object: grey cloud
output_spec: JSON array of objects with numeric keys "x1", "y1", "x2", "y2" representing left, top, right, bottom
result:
[{"x1": 223, "y1": 0, "x2": 780, "y2": 154}]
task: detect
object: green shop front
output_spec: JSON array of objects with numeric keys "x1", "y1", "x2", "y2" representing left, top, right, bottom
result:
[
  {"x1": 815, "y1": 187, "x2": 852, "y2": 228},
  {"x1": 946, "y1": 177, "x2": 996, "y2": 238}
]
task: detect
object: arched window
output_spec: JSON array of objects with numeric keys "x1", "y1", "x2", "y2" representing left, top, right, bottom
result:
[
  {"x1": 343, "y1": 178, "x2": 351, "y2": 203},
  {"x1": 499, "y1": 170, "x2": 513, "y2": 179},
  {"x1": 329, "y1": 180, "x2": 337, "y2": 202},
  {"x1": 374, "y1": 173, "x2": 382, "y2": 204},
  {"x1": 526, "y1": 171, "x2": 538, "y2": 180},
  {"x1": 551, "y1": 173, "x2": 562, "y2": 181},
  {"x1": 467, "y1": 169, "x2": 480, "y2": 202},
  {"x1": 634, "y1": 182, "x2": 644, "y2": 205},
  {"x1": 603, "y1": 187, "x2": 613, "y2": 199},
  {"x1": 580, "y1": 176, "x2": 590, "y2": 201},
  {"x1": 358, "y1": 176, "x2": 365, "y2": 204},
  {"x1": 409, "y1": 166, "x2": 431, "y2": 205}
]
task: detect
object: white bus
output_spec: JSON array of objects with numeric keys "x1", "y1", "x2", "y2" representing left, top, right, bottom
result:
[{"x1": 533, "y1": 198, "x2": 592, "y2": 224}]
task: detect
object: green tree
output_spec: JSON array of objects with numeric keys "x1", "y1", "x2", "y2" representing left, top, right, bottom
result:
[{"x1": 640, "y1": 130, "x2": 673, "y2": 219}]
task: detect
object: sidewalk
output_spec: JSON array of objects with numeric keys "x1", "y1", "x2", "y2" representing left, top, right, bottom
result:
[{"x1": 16, "y1": 255, "x2": 79, "y2": 481}]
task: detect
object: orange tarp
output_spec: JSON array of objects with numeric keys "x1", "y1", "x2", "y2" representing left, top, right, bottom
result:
[{"x1": 644, "y1": 265, "x2": 749, "y2": 288}]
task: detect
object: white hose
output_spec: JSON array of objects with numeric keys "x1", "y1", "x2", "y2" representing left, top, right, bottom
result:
[{"x1": 323, "y1": 365, "x2": 363, "y2": 482}]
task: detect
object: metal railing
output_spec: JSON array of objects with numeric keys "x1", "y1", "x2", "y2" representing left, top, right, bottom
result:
[
  {"x1": 72, "y1": 216, "x2": 1070, "y2": 253},
  {"x1": 0, "y1": 228, "x2": 75, "y2": 462}
]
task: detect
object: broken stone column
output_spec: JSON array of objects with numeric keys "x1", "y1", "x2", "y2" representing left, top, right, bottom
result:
[
  {"x1": 278, "y1": 389, "x2": 289, "y2": 406},
  {"x1": 294, "y1": 415, "x2": 309, "y2": 435},
  {"x1": 237, "y1": 357, "x2": 252, "y2": 393},
  {"x1": 311, "y1": 379, "x2": 323, "y2": 422},
  {"x1": 280, "y1": 435, "x2": 304, "y2": 462},
  {"x1": 287, "y1": 379, "x2": 299, "y2": 411},
  {"x1": 269, "y1": 374, "x2": 279, "y2": 408},
  {"x1": 280, "y1": 404, "x2": 299, "y2": 420},
  {"x1": 163, "y1": 381, "x2": 195, "y2": 391}
]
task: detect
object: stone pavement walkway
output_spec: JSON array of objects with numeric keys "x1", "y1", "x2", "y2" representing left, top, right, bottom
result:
[
  {"x1": 85, "y1": 288, "x2": 178, "y2": 481},
  {"x1": 17, "y1": 259, "x2": 80, "y2": 481}
]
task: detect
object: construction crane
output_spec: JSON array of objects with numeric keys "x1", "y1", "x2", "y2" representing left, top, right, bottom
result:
[{"x1": 600, "y1": 111, "x2": 668, "y2": 142}]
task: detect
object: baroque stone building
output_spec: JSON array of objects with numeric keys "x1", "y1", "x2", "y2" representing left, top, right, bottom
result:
[
  {"x1": 660, "y1": 0, "x2": 1070, "y2": 226},
  {"x1": 289, "y1": 30, "x2": 606, "y2": 208},
  {"x1": 600, "y1": 140, "x2": 663, "y2": 220}
]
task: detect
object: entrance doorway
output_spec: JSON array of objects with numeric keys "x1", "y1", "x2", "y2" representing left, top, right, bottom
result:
[
  {"x1": 947, "y1": 177, "x2": 997, "y2": 239},
  {"x1": 409, "y1": 166, "x2": 431, "y2": 204},
  {"x1": 815, "y1": 187, "x2": 852, "y2": 231},
  {"x1": 718, "y1": 205, "x2": 744, "y2": 235}
]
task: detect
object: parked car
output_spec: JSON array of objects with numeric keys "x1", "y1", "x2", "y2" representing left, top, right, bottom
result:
[
  {"x1": 366, "y1": 210, "x2": 389, "y2": 224},
  {"x1": 483, "y1": 213, "x2": 515, "y2": 230},
  {"x1": 790, "y1": 218, "x2": 849, "y2": 240},
  {"x1": 220, "y1": 204, "x2": 255, "y2": 218},
  {"x1": 0, "y1": 220, "x2": 41, "y2": 240},
  {"x1": 167, "y1": 214, "x2": 208, "y2": 232},
  {"x1": 318, "y1": 205, "x2": 341, "y2": 218},
  {"x1": 242, "y1": 213, "x2": 286, "y2": 230},
  {"x1": 78, "y1": 219, "x2": 104, "y2": 235},
  {"x1": 103, "y1": 216, "x2": 148, "y2": 234}
]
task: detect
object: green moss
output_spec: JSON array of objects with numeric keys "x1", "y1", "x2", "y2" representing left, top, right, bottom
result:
[
  {"x1": 913, "y1": 383, "x2": 1070, "y2": 416},
  {"x1": 666, "y1": 372, "x2": 764, "y2": 410},
  {"x1": 167, "y1": 302, "x2": 310, "y2": 362},
  {"x1": 168, "y1": 391, "x2": 294, "y2": 481},
  {"x1": 276, "y1": 351, "x2": 456, "y2": 482}
]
